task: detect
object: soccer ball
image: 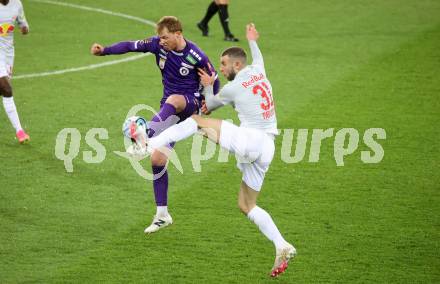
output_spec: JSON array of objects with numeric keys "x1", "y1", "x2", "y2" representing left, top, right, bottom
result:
[{"x1": 122, "y1": 116, "x2": 148, "y2": 143}]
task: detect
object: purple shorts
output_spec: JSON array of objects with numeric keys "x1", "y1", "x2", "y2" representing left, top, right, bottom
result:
[
  {"x1": 177, "y1": 95, "x2": 200, "y2": 122},
  {"x1": 157, "y1": 94, "x2": 200, "y2": 147}
]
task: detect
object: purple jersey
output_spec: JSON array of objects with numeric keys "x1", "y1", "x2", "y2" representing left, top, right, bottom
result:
[{"x1": 103, "y1": 36, "x2": 220, "y2": 104}]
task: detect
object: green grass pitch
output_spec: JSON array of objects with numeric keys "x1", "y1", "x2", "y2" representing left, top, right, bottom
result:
[{"x1": 1, "y1": 0, "x2": 439, "y2": 282}]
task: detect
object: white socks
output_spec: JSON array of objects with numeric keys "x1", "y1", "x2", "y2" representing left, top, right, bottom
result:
[
  {"x1": 156, "y1": 206, "x2": 169, "y2": 217},
  {"x1": 149, "y1": 117, "x2": 198, "y2": 149},
  {"x1": 3, "y1": 96, "x2": 22, "y2": 132},
  {"x1": 247, "y1": 206, "x2": 287, "y2": 249}
]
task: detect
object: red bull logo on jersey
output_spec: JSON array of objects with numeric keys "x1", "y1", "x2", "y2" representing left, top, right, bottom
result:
[
  {"x1": 241, "y1": 73, "x2": 265, "y2": 88},
  {"x1": 0, "y1": 23, "x2": 15, "y2": 37}
]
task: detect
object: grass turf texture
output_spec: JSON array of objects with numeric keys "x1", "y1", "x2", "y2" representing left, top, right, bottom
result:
[{"x1": 1, "y1": 0, "x2": 439, "y2": 282}]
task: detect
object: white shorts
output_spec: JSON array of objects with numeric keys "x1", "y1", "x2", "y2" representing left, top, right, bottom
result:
[
  {"x1": 219, "y1": 120, "x2": 275, "y2": 191},
  {"x1": 0, "y1": 53, "x2": 13, "y2": 78}
]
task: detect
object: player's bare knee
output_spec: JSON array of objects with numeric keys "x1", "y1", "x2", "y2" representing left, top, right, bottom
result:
[
  {"x1": 0, "y1": 78, "x2": 12, "y2": 97},
  {"x1": 150, "y1": 151, "x2": 168, "y2": 166},
  {"x1": 166, "y1": 95, "x2": 185, "y2": 112},
  {"x1": 0, "y1": 89, "x2": 12, "y2": 97},
  {"x1": 238, "y1": 200, "x2": 250, "y2": 215}
]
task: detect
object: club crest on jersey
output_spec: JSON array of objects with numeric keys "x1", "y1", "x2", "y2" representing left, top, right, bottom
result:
[{"x1": 159, "y1": 57, "x2": 166, "y2": 69}]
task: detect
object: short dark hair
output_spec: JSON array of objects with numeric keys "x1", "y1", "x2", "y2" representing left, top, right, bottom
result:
[
  {"x1": 156, "y1": 16, "x2": 183, "y2": 33},
  {"x1": 221, "y1": 47, "x2": 247, "y2": 63}
]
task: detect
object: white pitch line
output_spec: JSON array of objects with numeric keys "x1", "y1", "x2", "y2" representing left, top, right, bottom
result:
[
  {"x1": 14, "y1": 0, "x2": 155, "y2": 80},
  {"x1": 29, "y1": 0, "x2": 156, "y2": 26},
  {"x1": 14, "y1": 53, "x2": 150, "y2": 79}
]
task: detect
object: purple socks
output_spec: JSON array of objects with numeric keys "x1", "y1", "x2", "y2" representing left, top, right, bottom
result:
[
  {"x1": 148, "y1": 102, "x2": 177, "y2": 138},
  {"x1": 150, "y1": 103, "x2": 177, "y2": 207},
  {"x1": 152, "y1": 165, "x2": 168, "y2": 206}
]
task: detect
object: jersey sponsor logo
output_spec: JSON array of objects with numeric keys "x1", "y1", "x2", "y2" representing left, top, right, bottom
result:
[
  {"x1": 0, "y1": 23, "x2": 14, "y2": 37},
  {"x1": 179, "y1": 66, "x2": 190, "y2": 76},
  {"x1": 241, "y1": 73, "x2": 265, "y2": 88},
  {"x1": 189, "y1": 49, "x2": 202, "y2": 61},
  {"x1": 185, "y1": 54, "x2": 197, "y2": 65},
  {"x1": 181, "y1": 62, "x2": 194, "y2": 69}
]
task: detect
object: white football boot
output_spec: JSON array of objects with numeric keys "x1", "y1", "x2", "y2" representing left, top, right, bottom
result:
[
  {"x1": 270, "y1": 243, "x2": 296, "y2": 277},
  {"x1": 144, "y1": 214, "x2": 173, "y2": 234}
]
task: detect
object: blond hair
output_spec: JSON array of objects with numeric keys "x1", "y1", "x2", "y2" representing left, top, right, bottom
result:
[{"x1": 156, "y1": 16, "x2": 183, "y2": 34}]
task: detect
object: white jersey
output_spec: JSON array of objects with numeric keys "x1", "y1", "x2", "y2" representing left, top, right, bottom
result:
[
  {"x1": 0, "y1": 0, "x2": 28, "y2": 57},
  {"x1": 206, "y1": 41, "x2": 278, "y2": 135}
]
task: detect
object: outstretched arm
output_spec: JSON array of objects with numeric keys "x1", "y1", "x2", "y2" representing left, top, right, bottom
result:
[
  {"x1": 247, "y1": 23, "x2": 264, "y2": 69},
  {"x1": 91, "y1": 38, "x2": 157, "y2": 56},
  {"x1": 91, "y1": 41, "x2": 139, "y2": 56}
]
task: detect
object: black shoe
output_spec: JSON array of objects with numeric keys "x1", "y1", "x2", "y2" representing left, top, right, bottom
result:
[
  {"x1": 197, "y1": 22, "x2": 209, "y2": 36},
  {"x1": 224, "y1": 34, "x2": 239, "y2": 42}
]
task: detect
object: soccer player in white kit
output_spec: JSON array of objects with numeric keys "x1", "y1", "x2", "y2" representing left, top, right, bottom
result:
[
  {"x1": 0, "y1": 0, "x2": 29, "y2": 143},
  {"x1": 145, "y1": 23, "x2": 296, "y2": 277}
]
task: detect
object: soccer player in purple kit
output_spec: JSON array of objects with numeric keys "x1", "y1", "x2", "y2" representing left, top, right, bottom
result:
[
  {"x1": 143, "y1": 23, "x2": 296, "y2": 277},
  {"x1": 91, "y1": 16, "x2": 219, "y2": 234}
]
